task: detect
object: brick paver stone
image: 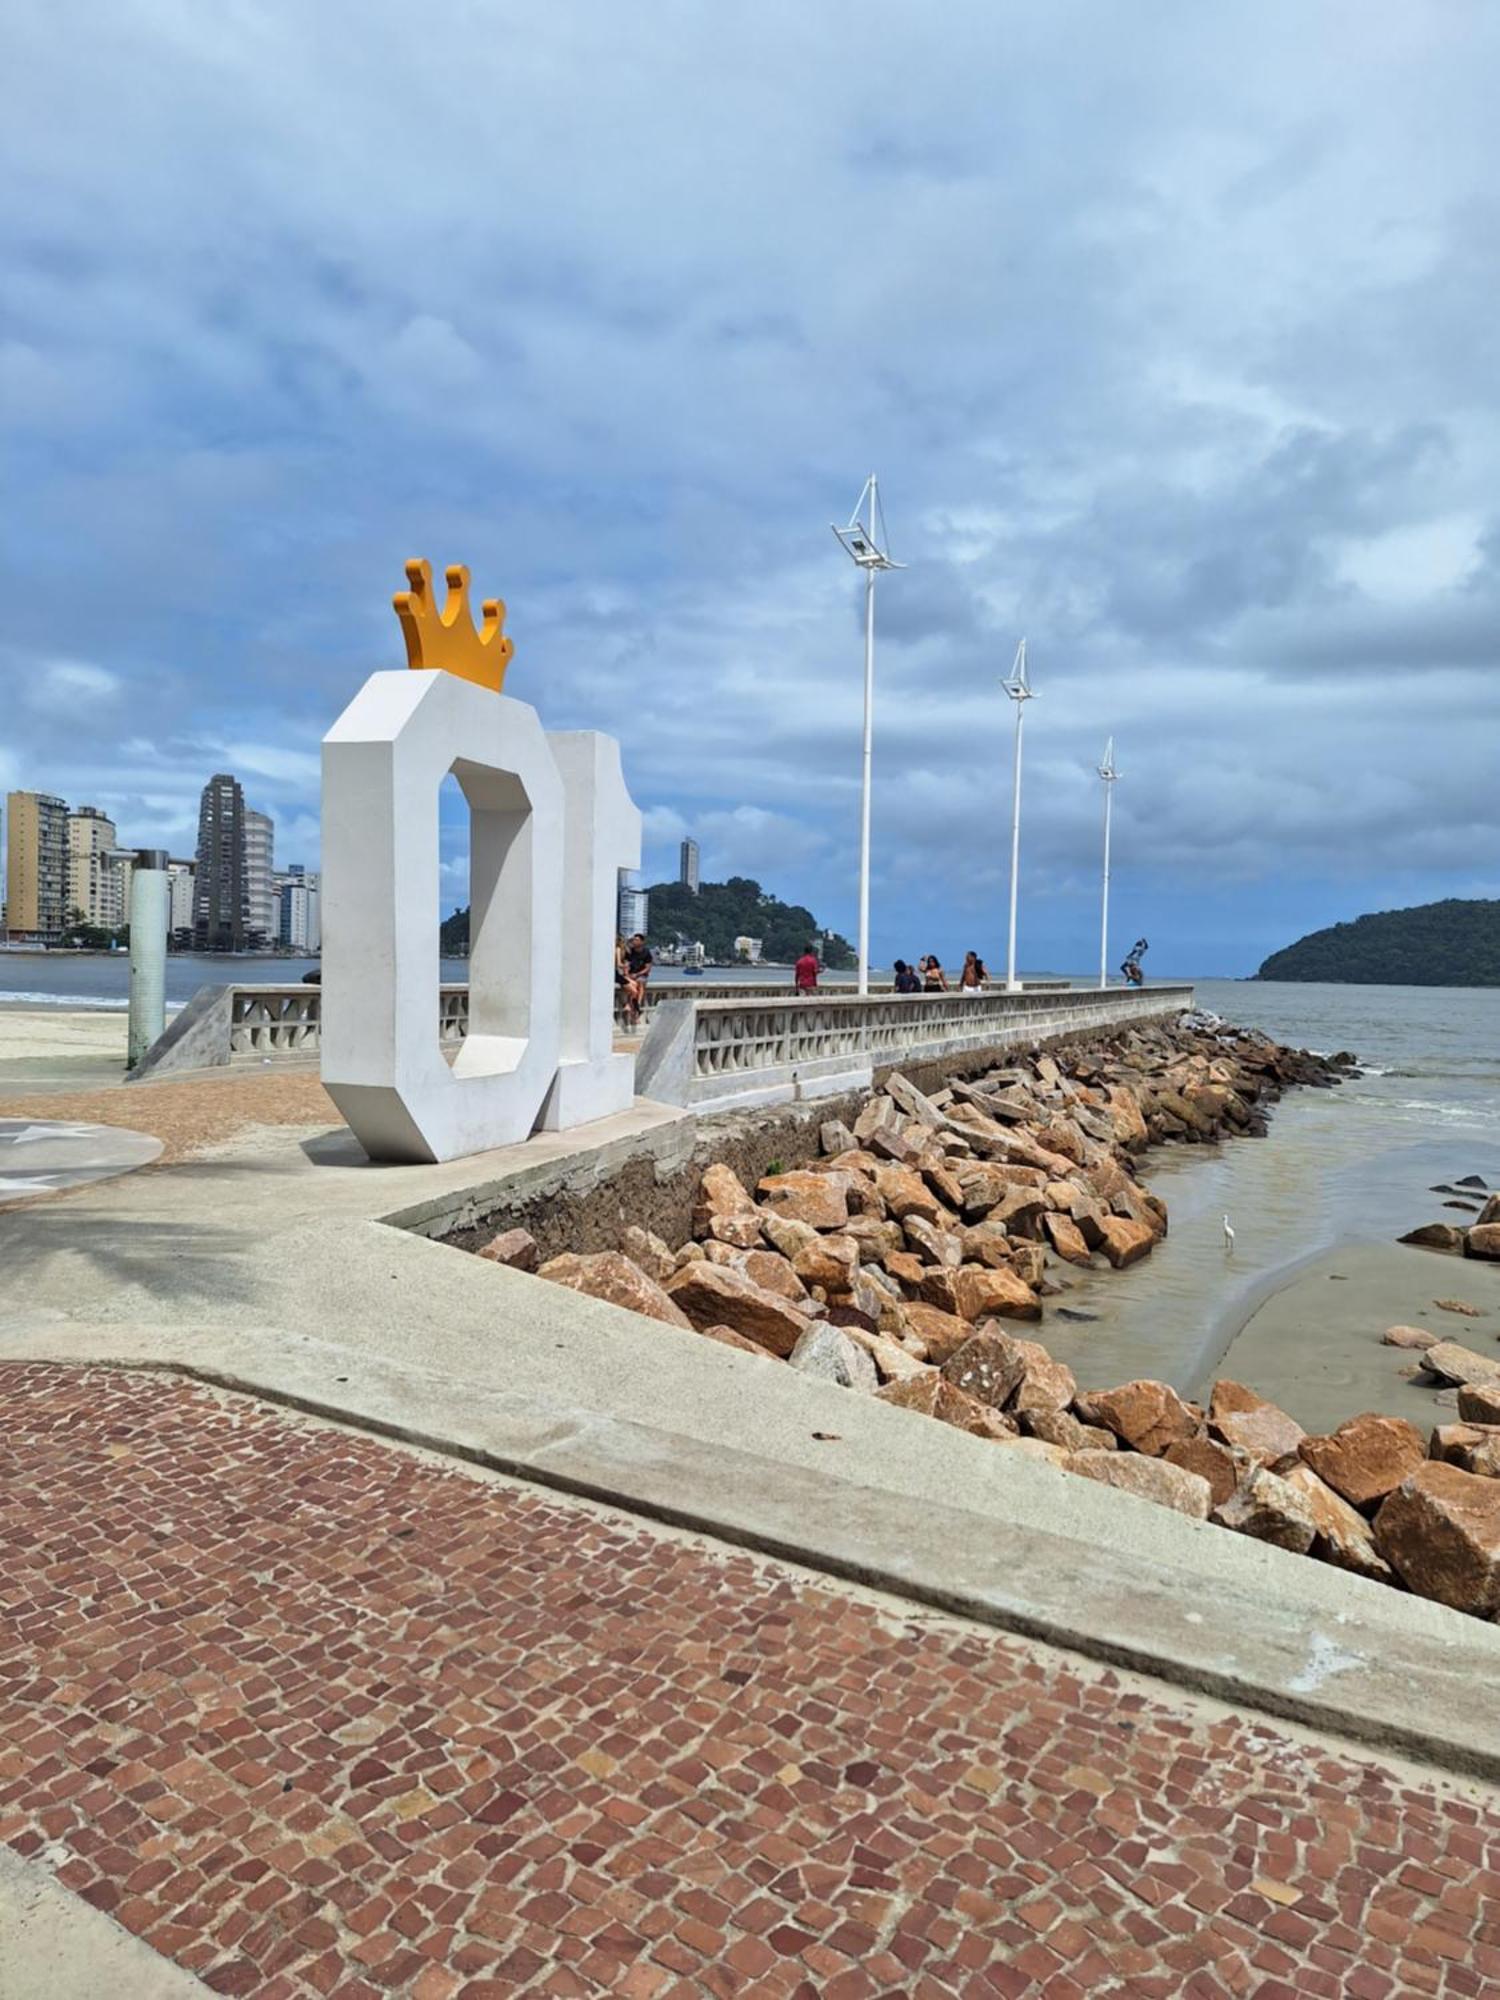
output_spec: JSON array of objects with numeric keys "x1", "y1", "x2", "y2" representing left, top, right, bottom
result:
[{"x1": 2, "y1": 1362, "x2": 1498, "y2": 1997}]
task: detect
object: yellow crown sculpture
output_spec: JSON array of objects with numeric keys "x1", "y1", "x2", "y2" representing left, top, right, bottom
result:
[{"x1": 393, "y1": 559, "x2": 515, "y2": 693}]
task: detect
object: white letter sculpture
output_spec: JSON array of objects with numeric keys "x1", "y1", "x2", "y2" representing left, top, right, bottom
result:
[{"x1": 320, "y1": 561, "x2": 641, "y2": 1163}]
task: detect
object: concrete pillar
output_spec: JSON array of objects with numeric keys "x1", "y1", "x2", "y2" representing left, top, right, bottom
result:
[{"x1": 128, "y1": 849, "x2": 169, "y2": 1071}]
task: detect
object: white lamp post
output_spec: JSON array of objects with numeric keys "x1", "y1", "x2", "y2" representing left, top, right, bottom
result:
[
  {"x1": 1001, "y1": 638, "x2": 1036, "y2": 993},
  {"x1": 832, "y1": 475, "x2": 903, "y2": 995},
  {"x1": 1097, "y1": 736, "x2": 1118, "y2": 991}
]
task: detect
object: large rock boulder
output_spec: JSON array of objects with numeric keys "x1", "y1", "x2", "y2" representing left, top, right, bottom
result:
[
  {"x1": 757, "y1": 1170, "x2": 853, "y2": 1232},
  {"x1": 1399, "y1": 1222, "x2": 1465, "y2": 1252},
  {"x1": 1005, "y1": 1341, "x2": 1077, "y2": 1416},
  {"x1": 872, "y1": 1163, "x2": 944, "y2": 1225},
  {"x1": 478, "y1": 1226, "x2": 540, "y2": 1272},
  {"x1": 1279, "y1": 1463, "x2": 1392, "y2": 1581},
  {"x1": 791, "y1": 1234, "x2": 860, "y2": 1294},
  {"x1": 1021, "y1": 1406, "x2": 1116, "y2": 1453},
  {"x1": 1429, "y1": 1423, "x2": 1500, "y2": 1479},
  {"x1": 1074, "y1": 1380, "x2": 1199, "y2": 1457},
  {"x1": 537, "y1": 1250, "x2": 694, "y2": 1329},
  {"x1": 877, "y1": 1372, "x2": 1017, "y2": 1438},
  {"x1": 952, "y1": 1264, "x2": 1042, "y2": 1323},
  {"x1": 1382, "y1": 1324, "x2": 1437, "y2": 1350},
  {"x1": 1458, "y1": 1383, "x2": 1500, "y2": 1424},
  {"x1": 904, "y1": 1215, "x2": 962, "y2": 1267},
  {"x1": 845, "y1": 1216, "x2": 907, "y2": 1265},
  {"x1": 759, "y1": 1211, "x2": 819, "y2": 1261},
  {"x1": 706, "y1": 1212, "x2": 764, "y2": 1249},
  {"x1": 940, "y1": 1331, "x2": 1028, "y2": 1410},
  {"x1": 1104, "y1": 1085, "x2": 1150, "y2": 1150},
  {"x1": 664, "y1": 1262, "x2": 812, "y2": 1356},
  {"x1": 1419, "y1": 1341, "x2": 1500, "y2": 1391},
  {"x1": 1095, "y1": 1215, "x2": 1156, "y2": 1269},
  {"x1": 1208, "y1": 1382, "x2": 1306, "y2": 1468},
  {"x1": 739, "y1": 1249, "x2": 811, "y2": 1304},
  {"x1": 1464, "y1": 1223, "x2": 1500, "y2": 1260},
  {"x1": 692, "y1": 1163, "x2": 757, "y2": 1235},
  {"x1": 959, "y1": 1220, "x2": 1018, "y2": 1271},
  {"x1": 1374, "y1": 1463, "x2": 1500, "y2": 1614},
  {"x1": 789, "y1": 1323, "x2": 878, "y2": 1392},
  {"x1": 1163, "y1": 1437, "x2": 1240, "y2": 1510},
  {"x1": 897, "y1": 1302, "x2": 974, "y2": 1365},
  {"x1": 1066, "y1": 1451, "x2": 1212, "y2": 1519},
  {"x1": 840, "y1": 1324, "x2": 928, "y2": 1383},
  {"x1": 1042, "y1": 1212, "x2": 1092, "y2": 1266},
  {"x1": 1299, "y1": 1412, "x2": 1427, "y2": 1510},
  {"x1": 1213, "y1": 1466, "x2": 1317, "y2": 1554}
]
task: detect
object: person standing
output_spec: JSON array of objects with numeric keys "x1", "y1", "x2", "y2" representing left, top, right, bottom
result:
[
  {"x1": 893, "y1": 959, "x2": 920, "y2": 993},
  {"x1": 794, "y1": 942, "x2": 820, "y2": 995},
  {"x1": 921, "y1": 954, "x2": 948, "y2": 992}
]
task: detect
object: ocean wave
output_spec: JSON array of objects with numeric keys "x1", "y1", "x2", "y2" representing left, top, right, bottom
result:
[{"x1": 0, "y1": 992, "x2": 183, "y2": 1013}]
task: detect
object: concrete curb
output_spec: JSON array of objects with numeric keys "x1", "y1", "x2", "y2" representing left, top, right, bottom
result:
[
  {"x1": 0, "y1": 1846, "x2": 205, "y2": 1996},
  {"x1": 9, "y1": 1316, "x2": 1500, "y2": 1786}
]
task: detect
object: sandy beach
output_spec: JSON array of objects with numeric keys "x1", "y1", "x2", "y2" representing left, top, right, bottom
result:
[
  {"x1": 0, "y1": 1008, "x2": 129, "y2": 1094},
  {"x1": 1213, "y1": 1239, "x2": 1500, "y2": 1432}
]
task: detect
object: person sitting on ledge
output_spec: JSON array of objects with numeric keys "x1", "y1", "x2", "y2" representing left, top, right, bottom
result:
[
  {"x1": 626, "y1": 932, "x2": 653, "y2": 1000},
  {"x1": 893, "y1": 958, "x2": 921, "y2": 993},
  {"x1": 794, "y1": 942, "x2": 820, "y2": 994},
  {"x1": 921, "y1": 954, "x2": 948, "y2": 992},
  {"x1": 615, "y1": 936, "x2": 643, "y2": 1027}
]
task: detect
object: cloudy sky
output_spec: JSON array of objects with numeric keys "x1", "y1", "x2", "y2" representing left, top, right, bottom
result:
[{"x1": 5, "y1": 1, "x2": 1498, "y2": 975}]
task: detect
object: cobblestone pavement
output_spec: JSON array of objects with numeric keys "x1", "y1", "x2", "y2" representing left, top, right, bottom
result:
[{"x1": 2, "y1": 1363, "x2": 1497, "y2": 1999}]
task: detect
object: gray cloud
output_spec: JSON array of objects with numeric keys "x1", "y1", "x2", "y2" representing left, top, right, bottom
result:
[{"x1": 3, "y1": 0, "x2": 1499, "y2": 972}]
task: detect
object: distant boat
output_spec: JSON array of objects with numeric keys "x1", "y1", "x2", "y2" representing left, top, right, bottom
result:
[{"x1": 681, "y1": 966, "x2": 704, "y2": 977}]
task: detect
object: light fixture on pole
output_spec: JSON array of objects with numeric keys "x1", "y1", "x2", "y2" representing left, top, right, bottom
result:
[
  {"x1": 1097, "y1": 736, "x2": 1118, "y2": 991},
  {"x1": 832, "y1": 474, "x2": 904, "y2": 996},
  {"x1": 1001, "y1": 637, "x2": 1036, "y2": 994}
]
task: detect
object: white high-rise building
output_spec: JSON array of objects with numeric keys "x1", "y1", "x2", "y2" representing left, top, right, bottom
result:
[
  {"x1": 276, "y1": 865, "x2": 321, "y2": 951},
  {"x1": 244, "y1": 809, "x2": 275, "y2": 946},
  {"x1": 616, "y1": 868, "x2": 649, "y2": 937},
  {"x1": 68, "y1": 806, "x2": 132, "y2": 929},
  {"x1": 166, "y1": 860, "x2": 196, "y2": 945}
]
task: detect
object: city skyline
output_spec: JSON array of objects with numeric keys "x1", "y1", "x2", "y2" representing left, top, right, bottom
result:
[{"x1": 2, "y1": 776, "x2": 317, "y2": 951}]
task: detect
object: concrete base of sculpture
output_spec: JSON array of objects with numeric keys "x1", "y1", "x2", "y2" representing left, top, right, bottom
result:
[{"x1": 321, "y1": 669, "x2": 640, "y2": 1164}]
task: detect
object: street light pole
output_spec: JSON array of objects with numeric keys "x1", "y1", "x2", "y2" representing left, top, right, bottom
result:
[
  {"x1": 1098, "y1": 736, "x2": 1118, "y2": 991},
  {"x1": 832, "y1": 476, "x2": 903, "y2": 996},
  {"x1": 1001, "y1": 639, "x2": 1036, "y2": 994}
]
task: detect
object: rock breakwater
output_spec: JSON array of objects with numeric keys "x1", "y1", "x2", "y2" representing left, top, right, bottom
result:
[{"x1": 473, "y1": 1016, "x2": 1500, "y2": 1621}]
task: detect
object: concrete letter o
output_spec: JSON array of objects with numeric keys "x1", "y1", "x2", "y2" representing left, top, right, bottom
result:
[{"x1": 321, "y1": 669, "x2": 564, "y2": 1162}]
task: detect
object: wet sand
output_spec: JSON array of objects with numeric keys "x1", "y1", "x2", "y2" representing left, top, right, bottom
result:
[
  {"x1": 1038, "y1": 1076, "x2": 1500, "y2": 1430},
  {"x1": 1214, "y1": 1240, "x2": 1500, "y2": 1432}
]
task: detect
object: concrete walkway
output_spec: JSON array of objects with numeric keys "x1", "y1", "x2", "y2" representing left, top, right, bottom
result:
[
  {"x1": 3, "y1": 1103, "x2": 1500, "y2": 1782},
  {"x1": 0, "y1": 1117, "x2": 162, "y2": 1210},
  {"x1": 0, "y1": 1846, "x2": 205, "y2": 1997}
]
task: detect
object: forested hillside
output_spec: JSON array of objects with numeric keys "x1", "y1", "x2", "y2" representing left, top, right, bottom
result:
[
  {"x1": 1256, "y1": 899, "x2": 1500, "y2": 985},
  {"x1": 646, "y1": 876, "x2": 855, "y2": 967}
]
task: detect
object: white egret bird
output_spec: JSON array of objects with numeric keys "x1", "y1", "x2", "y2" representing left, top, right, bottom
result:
[{"x1": 1223, "y1": 1212, "x2": 1236, "y2": 1252}]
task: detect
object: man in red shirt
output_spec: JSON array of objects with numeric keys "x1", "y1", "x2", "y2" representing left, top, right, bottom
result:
[{"x1": 794, "y1": 943, "x2": 820, "y2": 995}]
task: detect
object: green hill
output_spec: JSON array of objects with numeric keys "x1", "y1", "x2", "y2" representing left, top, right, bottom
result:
[
  {"x1": 646, "y1": 876, "x2": 855, "y2": 968},
  {"x1": 437, "y1": 876, "x2": 855, "y2": 968},
  {"x1": 1256, "y1": 899, "x2": 1500, "y2": 986}
]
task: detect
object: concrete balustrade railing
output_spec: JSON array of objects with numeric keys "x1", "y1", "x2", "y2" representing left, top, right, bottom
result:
[
  {"x1": 130, "y1": 975, "x2": 1177, "y2": 1089},
  {"x1": 635, "y1": 984, "x2": 1196, "y2": 1113}
]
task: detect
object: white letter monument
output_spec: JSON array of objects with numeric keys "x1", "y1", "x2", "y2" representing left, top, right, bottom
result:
[{"x1": 320, "y1": 560, "x2": 642, "y2": 1163}]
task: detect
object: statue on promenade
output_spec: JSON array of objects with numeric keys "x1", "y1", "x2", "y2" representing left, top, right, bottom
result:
[{"x1": 319, "y1": 561, "x2": 642, "y2": 1163}]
